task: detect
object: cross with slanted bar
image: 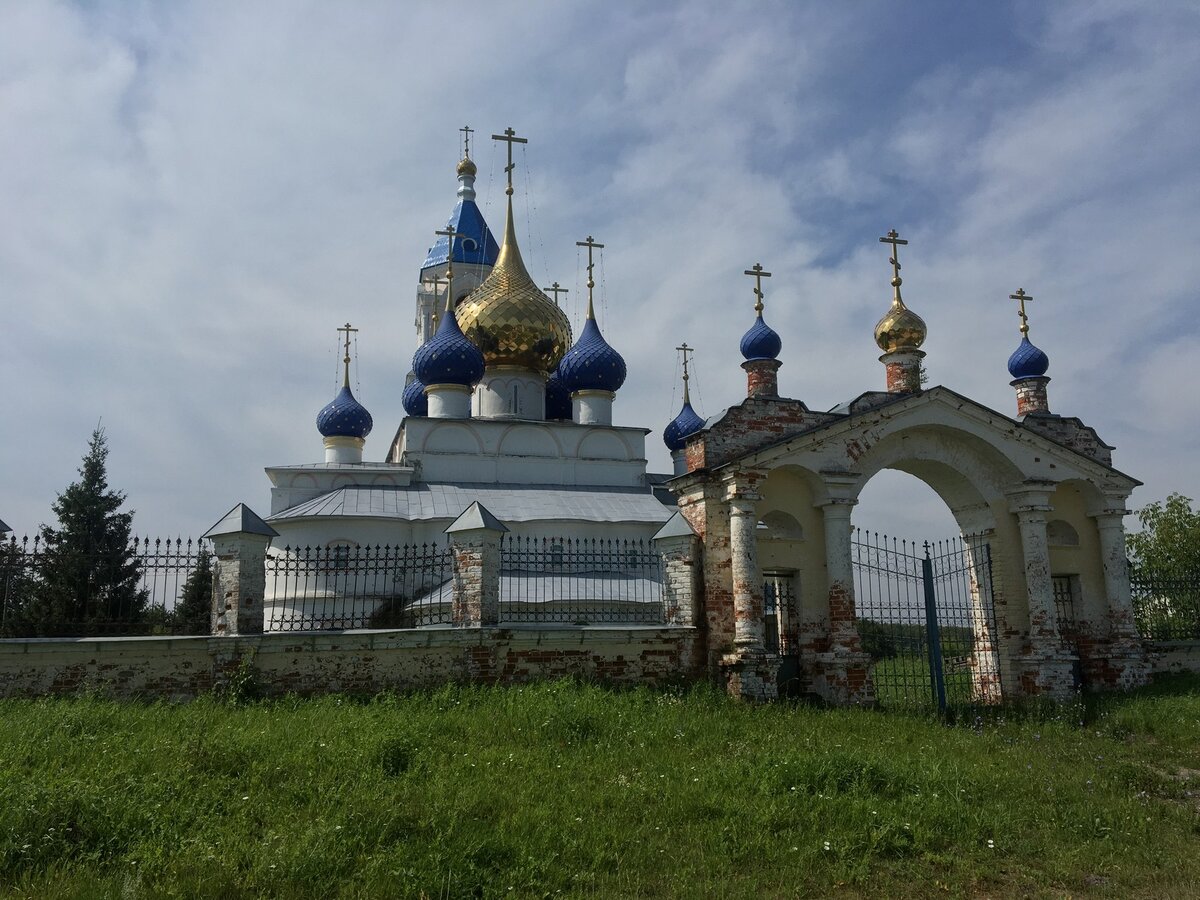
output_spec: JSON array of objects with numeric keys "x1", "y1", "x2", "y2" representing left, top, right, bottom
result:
[
  {"x1": 1010, "y1": 288, "x2": 1034, "y2": 336},
  {"x1": 491, "y1": 127, "x2": 528, "y2": 195},
  {"x1": 435, "y1": 226, "x2": 466, "y2": 310},
  {"x1": 576, "y1": 235, "x2": 605, "y2": 317},
  {"x1": 337, "y1": 322, "x2": 358, "y2": 387},
  {"x1": 459, "y1": 125, "x2": 473, "y2": 158},
  {"x1": 743, "y1": 263, "x2": 772, "y2": 314},
  {"x1": 676, "y1": 342, "x2": 694, "y2": 403},
  {"x1": 543, "y1": 281, "x2": 569, "y2": 307},
  {"x1": 879, "y1": 229, "x2": 907, "y2": 291}
]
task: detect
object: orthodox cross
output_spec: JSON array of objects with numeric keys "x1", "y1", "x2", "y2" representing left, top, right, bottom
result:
[
  {"x1": 1010, "y1": 288, "x2": 1034, "y2": 336},
  {"x1": 491, "y1": 126, "x2": 528, "y2": 195},
  {"x1": 435, "y1": 226, "x2": 466, "y2": 311},
  {"x1": 676, "y1": 342, "x2": 694, "y2": 403},
  {"x1": 337, "y1": 322, "x2": 358, "y2": 387},
  {"x1": 543, "y1": 281, "x2": 569, "y2": 307},
  {"x1": 426, "y1": 273, "x2": 448, "y2": 330},
  {"x1": 879, "y1": 229, "x2": 907, "y2": 299},
  {"x1": 576, "y1": 236, "x2": 605, "y2": 317},
  {"x1": 743, "y1": 263, "x2": 772, "y2": 315},
  {"x1": 459, "y1": 125, "x2": 473, "y2": 158}
]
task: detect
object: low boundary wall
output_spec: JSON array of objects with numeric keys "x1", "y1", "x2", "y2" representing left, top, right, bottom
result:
[
  {"x1": 1147, "y1": 640, "x2": 1200, "y2": 677},
  {"x1": 0, "y1": 626, "x2": 700, "y2": 700}
]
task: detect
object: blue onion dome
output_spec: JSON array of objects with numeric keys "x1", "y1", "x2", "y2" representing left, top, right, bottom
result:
[
  {"x1": 412, "y1": 309, "x2": 485, "y2": 387},
  {"x1": 558, "y1": 316, "x2": 627, "y2": 393},
  {"x1": 663, "y1": 400, "x2": 705, "y2": 452},
  {"x1": 1007, "y1": 336, "x2": 1050, "y2": 379},
  {"x1": 739, "y1": 314, "x2": 782, "y2": 361},
  {"x1": 317, "y1": 385, "x2": 373, "y2": 439},
  {"x1": 402, "y1": 377, "x2": 428, "y2": 416},
  {"x1": 545, "y1": 369, "x2": 572, "y2": 420}
]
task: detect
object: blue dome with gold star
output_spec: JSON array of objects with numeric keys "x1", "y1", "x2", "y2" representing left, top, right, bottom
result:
[
  {"x1": 413, "y1": 310, "x2": 486, "y2": 387},
  {"x1": 317, "y1": 385, "x2": 373, "y2": 439},
  {"x1": 664, "y1": 400, "x2": 705, "y2": 452},
  {"x1": 402, "y1": 377, "x2": 428, "y2": 416},
  {"x1": 740, "y1": 315, "x2": 782, "y2": 361},
  {"x1": 558, "y1": 317, "x2": 627, "y2": 394},
  {"x1": 1008, "y1": 336, "x2": 1050, "y2": 380}
]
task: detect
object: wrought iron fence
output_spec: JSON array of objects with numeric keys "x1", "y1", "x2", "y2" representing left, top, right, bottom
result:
[
  {"x1": 0, "y1": 535, "x2": 209, "y2": 637},
  {"x1": 499, "y1": 536, "x2": 666, "y2": 625},
  {"x1": 1131, "y1": 569, "x2": 1200, "y2": 640},
  {"x1": 264, "y1": 543, "x2": 453, "y2": 631},
  {"x1": 852, "y1": 529, "x2": 1003, "y2": 710}
]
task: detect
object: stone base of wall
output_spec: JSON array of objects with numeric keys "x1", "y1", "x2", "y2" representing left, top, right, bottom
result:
[
  {"x1": 1147, "y1": 640, "x2": 1200, "y2": 678},
  {"x1": 804, "y1": 649, "x2": 875, "y2": 706},
  {"x1": 0, "y1": 627, "x2": 700, "y2": 700},
  {"x1": 1015, "y1": 653, "x2": 1079, "y2": 699},
  {"x1": 1079, "y1": 638, "x2": 1152, "y2": 692},
  {"x1": 719, "y1": 649, "x2": 779, "y2": 702}
]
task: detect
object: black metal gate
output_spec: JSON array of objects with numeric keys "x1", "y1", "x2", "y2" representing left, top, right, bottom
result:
[
  {"x1": 763, "y1": 573, "x2": 801, "y2": 694},
  {"x1": 852, "y1": 530, "x2": 1003, "y2": 710}
]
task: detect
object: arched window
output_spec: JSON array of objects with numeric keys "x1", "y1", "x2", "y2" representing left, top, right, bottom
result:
[{"x1": 1046, "y1": 519, "x2": 1080, "y2": 547}]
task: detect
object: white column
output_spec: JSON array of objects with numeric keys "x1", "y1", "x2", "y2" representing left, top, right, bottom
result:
[
  {"x1": 820, "y1": 497, "x2": 858, "y2": 646},
  {"x1": 1008, "y1": 488, "x2": 1062, "y2": 654},
  {"x1": 726, "y1": 478, "x2": 764, "y2": 650},
  {"x1": 572, "y1": 390, "x2": 614, "y2": 426},
  {"x1": 426, "y1": 384, "x2": 473, "y2": 419},
  {"x1": 1092, "y1": 508, "x2": 1140, "y2": 642},
  {"x1": 323, "y1": 436, "x2": 364, "y2": 464}
]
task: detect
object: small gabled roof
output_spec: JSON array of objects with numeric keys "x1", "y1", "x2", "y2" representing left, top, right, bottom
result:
[
  {"x1": 203, "y1": 503, "x2": 279, "y2": 539},
  {"x1": 0, "y1": 518, "x2": 10, "y2": 535},
  {"x1": 445, "y1": 501, "x2": 508, "y2": 535},
  {"x1": 421, "y1": 200, "x2": 500, "y2": 271},
  {"x1": 652, "y1": 512, "x2": 697, "y2": 541}
]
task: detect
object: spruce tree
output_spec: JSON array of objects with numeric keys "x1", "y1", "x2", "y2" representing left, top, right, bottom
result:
[
  {"x1": 171, "y1": 548, "x2": 213, "y2": 635},
  {"x1": 33, "y1": 427, "x2": 147, "y2": 635}
]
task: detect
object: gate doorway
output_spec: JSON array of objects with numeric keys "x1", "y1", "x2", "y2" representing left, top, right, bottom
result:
[
  {"x1": 852, "y1": 530, "x2": 1004, "y2": 710},
  {"x1": 763, "y1": 572, "x2": 801, "y2": 696}
]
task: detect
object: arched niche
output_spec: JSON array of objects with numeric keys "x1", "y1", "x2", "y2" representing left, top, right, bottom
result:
[
  {"x1": 497, "y1": 424, "x2": 562, "y2": 458},
  {"x1": 1047, "y1": 519, "x2": 1080, "y2": 546}
]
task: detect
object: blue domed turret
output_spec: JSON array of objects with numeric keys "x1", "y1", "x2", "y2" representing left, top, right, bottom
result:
[
  {"x1": 1007, "y1": 336, "x2": 1050, "y2": 379},
  {"x1": 664, "y1": 400, "x2": 705, "y2": 452},
  {"x1": 545, "y1": 369, "x2": 572, "y2": 420},
  {"x1": 558, "y1": 316, "x2": 627, "y2": 393},
  {"x1": 412, "y1": 310, "x2": 485, "y2": 387},
  {"x1": 317, "y1": 385, "x2": 373, "y2": 439},
  {"x1": 402, "y1": 378, "x2": 428, "y2": 417},
  {"x1": 740, "y1": 315, "x2": 782, "y2": 361}
]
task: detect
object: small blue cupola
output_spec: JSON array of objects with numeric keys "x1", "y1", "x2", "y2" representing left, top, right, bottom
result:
[
  {"x1": 663, "y1": 400, "x2": 705, "y2": 452},
  {"x1": 317, "y1": 385, "x2": 373, "y2": 440},
  {"x1": 412, "y1": 308, "x2": 486, "y2": 387},
  {"x1": 558, "y1": 316, "x2": 627, "y2": 394},
  {"x1": 421, "y1": 155, "x2": 500, "y2": 272},
  {"x1": 545, "y1": 368, "x2": 572, "y2": 420},
  {"x1": 1007, "y1": 336, "x2": 1050, "y2": 380},
  {"x1": 739, "y1": 315, "x2": 782, "y2": 361},
  {"x1": 402, "y1": 377, "x2": 428, "y2": 417}
]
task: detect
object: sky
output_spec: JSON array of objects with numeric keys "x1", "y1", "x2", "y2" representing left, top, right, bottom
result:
[{"x1": 2, "y1": 0, "x2": 1198, "y2": 542}]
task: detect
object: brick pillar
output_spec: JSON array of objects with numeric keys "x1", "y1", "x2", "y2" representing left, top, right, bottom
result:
[
  {"x1": 203, "y1": 504, "x2": 277, "y2": 637},
  {"x1": 1009, "y1": 488, "x2": 1077, "y2": 698},
  {"x1": 445, "y1": 502, "x2": 507, "y2": 627},
  {"x1": 741, "y1": 359, "x2": 781, "y2": 399},
  {"x1": 652, "y1": 514, "x2": 700, "y2": 627},
  {"x1": 719, "y1": 475, "x2": 776, "y2": 701},
  {"x1": 811, "y1": 490, "x2": 874, "y2": 705},
  {"x1": 1090, "y1": 507, "x2": 1150, "y2": 690},
  {"x1": 1012, "y1": 376, "x2": 1050, "y2": 417},
  {"x1": 880, "y1": 349, "x2": 924, "y2": 394}
]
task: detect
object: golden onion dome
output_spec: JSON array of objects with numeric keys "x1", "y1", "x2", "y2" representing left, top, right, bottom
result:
[
  {"x1": 456, "y1": 156, "x2": 477, "y2": 177},
  {"x1": 455, "y1": 197, "x2": 572, "y2": 373},
  {"x1": 874, "y1": 297, "x2": 927, "y2": 353}
]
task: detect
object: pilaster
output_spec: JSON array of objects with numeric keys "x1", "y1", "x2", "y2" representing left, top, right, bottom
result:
[{"x1": 445, "y1": 502, "x2": 508, "y2": 627}]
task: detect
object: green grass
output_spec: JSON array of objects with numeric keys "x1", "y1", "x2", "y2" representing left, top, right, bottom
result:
[{"x1": 1, "y1": 677, "x2": 1199, "y2": 899}]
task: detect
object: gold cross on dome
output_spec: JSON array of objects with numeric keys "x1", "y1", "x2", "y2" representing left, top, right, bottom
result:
[
  {"x1": 543, "y1": 281, "x2": 569, "y2": 306},
  {"x1": 459, "y1": 124, "x2": 473, "y2": 158},
  {"x1": 435, "y1": 225, "x2": 466, "y2": 310},
  {"x1": 1010, "y1": 287, "x2": 1034, "y2": 336},
  {"x1": 337, "y1": 322, "x2": 358, "y2": 387},
  {"x1": 879, "y1": 229, "x2": 908, "y2": 295},
  {"x1": 576, "y1": 235, "x2": 605, "y2": 318},
  {"x1": 743, "y1": 263, "x2": 772, "y2": 315},
  {"x1": 491, "y1": 126, "x2": 528, "y2": 196},
  {"x1": 676, "y1": 341, "x2": 694, "y2": 403}
]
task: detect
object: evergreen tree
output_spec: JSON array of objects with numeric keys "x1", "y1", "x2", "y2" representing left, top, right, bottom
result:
[
  {"x1": 171, "y1": 548, "x2": 213, "y2": 635},
  {"x1": 32, "y1": 427, "x2": 147, "y2": 635}
]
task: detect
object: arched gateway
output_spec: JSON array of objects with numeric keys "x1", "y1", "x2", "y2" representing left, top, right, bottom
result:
[{"x1": 663, "y1": 251, "x2": 1147, "y2": 704}]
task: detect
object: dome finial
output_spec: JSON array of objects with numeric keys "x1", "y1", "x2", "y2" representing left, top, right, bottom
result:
[
  {"x1": 744, "y1": 262, "x2": 771, "y2": 317},
  {"x1": 880, "y1": 229, "x2": 907, "y2": 305},
  {"x1": 337, "y1": 322, "x2": 358, "y2": 388},
  {"x1": 677, "y1": 341, "x2": 694, "y2": 404},
  {"x1": 1009, "y1": 287, "x2": 1033, "y2": 336},
  {"x1": 317, "y1": 322, "x2": 373, "y2": 456},
  {"x1": 435, "y1": 224, "x2": 466, "y2": 315},
  {"x1": 543, "y1": 281, "x2": 569, "y2": 307},
  {"x1": 873, "y1": 228, "x2": 927, "y2": 353},
  {"x1": 576, "y1": 235, "x2": 605, "y2": 320},
  {"x1": 460, "y1": 124, "x2": 474, "y2": 160},
  {"x1": 492, "y1": 126, "x2": 528, "y2": 198}
]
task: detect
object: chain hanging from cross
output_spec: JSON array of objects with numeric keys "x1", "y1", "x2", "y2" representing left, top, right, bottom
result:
[
  {"x1": 576, "y1": 235, "x2": 604, "y2": 319},
  {"x1": 491, "y1": 127, "x2": 528, "y2": 197},
  {"x1": 435, "y1": 226, "x2": 466, "y2": 312},
  {"x1": 879, "y1": 229, "x2": 908, "y2": 302},
  {"x1": 337, "y1": 322, "x2": 358, "y2": 387},
  {"x1": 1009, "y1": 288, "x2": 1034, "y2": 336},
  {"x1": 743, "y1": 263, "x2": 772, "y2": 315},
  {"x1": 676, "y1": 342, "x2": 694, "y2": 403},
  {"x1": 543, "y1": 281, "x2": 568, "y2": 307},
  {"x1": 459, "y1": 125, "x2": 473, "y2": 159}
]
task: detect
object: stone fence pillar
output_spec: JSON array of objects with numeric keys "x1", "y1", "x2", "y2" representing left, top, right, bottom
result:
[
  {"x1": 202, "y1": 503, "x2": 278, "y2": 637},
  {"x1": 1090, "y1": 504, "x2": 1150, "y2": 689},
  {"x1": 445, "y1": 502, "x2": 508, "y2": 627},
  {"x1": 652, "y1": 512, "x2": 700, "y2": 626}
]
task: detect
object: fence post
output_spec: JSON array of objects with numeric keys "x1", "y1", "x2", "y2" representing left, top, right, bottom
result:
[
  {"x1": 202, "y1": 504, "x2": 278, "y2": 636},
  {"x1": 445, "y1": 502, "x2": 508, "y2": 627},
  {"x1": 921, "y1": 544, "x2": 947, "y2": 713},
  {"x1": 653, "y1": 512, "x2": 700, "y2": 626}
]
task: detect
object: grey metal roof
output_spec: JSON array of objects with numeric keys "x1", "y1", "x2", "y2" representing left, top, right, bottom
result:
[
  {"x1": 204, "y1": 503, "x2": 279, "y2": 539},
  {"x1": 270, "y1": 483, "x2": 675, "y2": 525}
]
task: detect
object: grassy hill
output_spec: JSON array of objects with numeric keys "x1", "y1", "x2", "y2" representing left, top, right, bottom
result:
[{"x1": 1, "y1": 675, "x2": 1198, "y2": 898}]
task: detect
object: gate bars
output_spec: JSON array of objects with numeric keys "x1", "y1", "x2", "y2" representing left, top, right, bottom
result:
[{"x1": 852, "y1": 530, "x2": 1004, "y2": 710}]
